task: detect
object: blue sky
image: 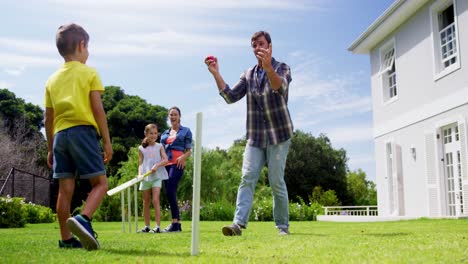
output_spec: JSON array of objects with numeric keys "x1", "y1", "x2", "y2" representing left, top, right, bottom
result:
[{"x1": 0, "y1": 0, "x2": 396, "y2": 182}]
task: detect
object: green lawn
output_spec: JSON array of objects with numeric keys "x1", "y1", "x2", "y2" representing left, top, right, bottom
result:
[{"x1": 0, "y1": 219, "x2": 467, "y2": 263}]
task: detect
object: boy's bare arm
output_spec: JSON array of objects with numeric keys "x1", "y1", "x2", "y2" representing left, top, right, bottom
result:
[
  {"x1": 44, "y1": 107, "x2": 54, "y2": 168},
  {"x1": 90, "y1": 91, "x2": 113, "y2": 163}
]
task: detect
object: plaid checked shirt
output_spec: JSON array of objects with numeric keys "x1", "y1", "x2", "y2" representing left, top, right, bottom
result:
[{"x1": 219, "y1": 58, "x2": 294, "y2": 148}]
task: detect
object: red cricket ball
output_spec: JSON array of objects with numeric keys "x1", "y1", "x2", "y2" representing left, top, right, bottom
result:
[{"x1": 205, "y1": 55, "x2": 215, "y2": 61}]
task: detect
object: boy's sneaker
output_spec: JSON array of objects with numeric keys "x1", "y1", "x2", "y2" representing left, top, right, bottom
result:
[
  {"x1": 138, "y1": 226, "x2": 151, "y2": 233},
  {"x1": 164, "y1": 223, "x2": 181, "y2": 232},
  {"x1": 222, "y1": 223, "x2": 242, "y2": 236},
  {"x1": 278, "y1": 228, "x2": 290, "y2": 236},
  {"x1": 58, "y1": 237, "x2": 82, "y2": 248},
  {"x1": 66, "y1": 215, "x2": 100, "y2": 251},
  {"x1": 150, "y1": 227, "x2": 161, "y2": 233}
]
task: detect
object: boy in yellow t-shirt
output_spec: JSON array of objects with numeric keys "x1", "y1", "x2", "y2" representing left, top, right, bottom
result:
[{"x1": 44, "y1": 23, "x2": 112, "y2": 251}]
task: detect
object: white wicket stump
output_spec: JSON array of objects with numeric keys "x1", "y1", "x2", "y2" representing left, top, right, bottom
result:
[
  {"x1": 191, "y1": 112, "x2": 202, "y2": 256},
  {"x1": 119, "y1": 184, "x2": 139, "y2": 233},
  {"x1": 107, "y1": 112, "x2": 204, "y2": 255},
  {"x1": 108, "y1": 171, "x2": 152, "y2": 233}
]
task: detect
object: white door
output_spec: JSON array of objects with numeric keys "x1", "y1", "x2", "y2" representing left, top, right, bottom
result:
[
  {"x1": 442, "y1": 124, "x2": 464, "y2": 216},
  {"x1": 385, "y1": 142, "x2": 404, "y2": 216}
]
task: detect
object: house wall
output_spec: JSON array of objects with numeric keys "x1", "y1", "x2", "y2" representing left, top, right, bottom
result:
[
  {"x1": 375, "y1": 105, "x2": 468, "y2": 216},
  {"x1": 371, "y1": 0, "x2": 468, "y2": 130},
  {"x1": 369, "y1": 0, "x2": 468, "y2": 216}
]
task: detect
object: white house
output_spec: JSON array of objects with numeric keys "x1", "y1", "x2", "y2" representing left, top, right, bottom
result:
[{"x1": 349, "y1": 0, "x2": 468, "y2": 218}]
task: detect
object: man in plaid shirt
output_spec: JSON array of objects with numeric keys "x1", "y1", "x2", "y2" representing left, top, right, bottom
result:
[{"x1": 205, "y1": 31, "x2": 293, "y2": 236}]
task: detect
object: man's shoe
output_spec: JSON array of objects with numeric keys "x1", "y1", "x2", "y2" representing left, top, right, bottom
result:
[
  {"x1": 138, "y1": 226, "x2": 151, "y2": 233},
  {"x1": 164, "y1": 223, "x2": 181, "y2": 232},
  {"x1": 58, "y1": 237, "x2": 82, "y2": 248},
  {"x1": 278, "y1": 227, "x2": 290, "y2": 236},
  {"x1": 66, "y1": 215, "x2": 100, "y2": 251},
  {"x1": 222, "y1": 223, "x2": 242, "y2": 236}
]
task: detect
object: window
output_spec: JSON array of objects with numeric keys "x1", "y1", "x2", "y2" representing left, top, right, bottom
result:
[
  {"x1": 431, "y1": 0, "x2": 460, "y2": 80},
  {"x1": 439, "y1": 5, "x2": 457, "y2": 68},
  {"x1": 379, "y1": 39, "x2": 397, "y2": 103}
]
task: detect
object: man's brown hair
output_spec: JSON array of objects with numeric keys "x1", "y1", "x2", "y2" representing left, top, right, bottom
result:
[
  {"x1": 56, "y1": 23, "x2": 89, "y2": 57},
  {"x1": 251, "y1": 31, "x2": 271, "y2": 45}
]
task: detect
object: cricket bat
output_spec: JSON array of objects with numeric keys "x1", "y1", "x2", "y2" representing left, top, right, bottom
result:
[{"x1": 107, "y1": 171, "x2": 152, "y2": 196}]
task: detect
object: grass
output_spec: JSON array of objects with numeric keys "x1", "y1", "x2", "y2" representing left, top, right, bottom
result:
[{"x1": 0, "y1": 219, "x2": 467, "y2": 263}]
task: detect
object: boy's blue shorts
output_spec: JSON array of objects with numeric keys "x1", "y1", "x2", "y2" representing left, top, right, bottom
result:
[{"x1": 53, "y1": 125, "x2": 106, "y2": 179}]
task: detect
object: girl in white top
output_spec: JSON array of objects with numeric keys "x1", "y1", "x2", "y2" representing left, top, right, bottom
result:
[{"x1": 138, "y1": 124, "x2": 168, "y2": 233}]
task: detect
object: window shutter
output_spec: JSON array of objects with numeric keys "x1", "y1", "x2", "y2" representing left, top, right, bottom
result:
[
  {"x1": 425, "y1": 131, "x2": 439, "y2": 216},
  {"x1": 459, "y1": 122, "x2": 467, "y2": 180},
  {"x1": 458, "y1": 122, "x2": 468, "y2": 216},
  {"x1": 389, "y1": 142, "x2": 397, "y2": 216},
  {"x1": 395, "y1": 144, "x2": 405, "y2": 216}
]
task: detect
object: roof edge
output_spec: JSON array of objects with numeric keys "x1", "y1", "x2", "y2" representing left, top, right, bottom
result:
[{"x1": 348, "y1": 0, "x2": 429, "y2": 54}]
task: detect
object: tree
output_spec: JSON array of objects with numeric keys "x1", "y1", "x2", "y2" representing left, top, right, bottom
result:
[
  {"x1": 284, "y1": 130, "x2": 349, "y2": 204},
  {"x1": 0, "y1": 89, "x2": 44, "y2": 138},
  {"x1": 346, "y1": 169, "x2": 377, "y2": 205},
  {"x1": 309, "y1": 186, "x2": 341, "y2": 206},
  {"x1": 101, "y1": 87, "x2": 168, "y2": 176},
  {"x1": 0, "y1": 89, "x2": 48, "y2": 177}
]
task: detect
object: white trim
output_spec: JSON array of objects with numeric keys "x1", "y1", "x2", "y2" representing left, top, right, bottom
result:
[
  {"x1": 383, "y1": 96, "x2": 399, "y2": 106},
  {"x1": 429, "y1": 0, "x2": 461, "y2": 81},
  {"x1": 317, "y1": 215, "x2": 466, "y2": 222},
  {"x1": 348, "y1": 0, "x2": 430, "y2": 54},
  {"x1": 433, "y1": 115, "x2": 465, "y2": 130},
  {"x1": 374, "y1": 86, "x2": 468, "y2": 138}
]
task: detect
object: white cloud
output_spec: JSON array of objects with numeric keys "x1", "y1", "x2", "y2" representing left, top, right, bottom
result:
[
  {"x1": 0, "y1": 81, "x2": 14, "y2": 89},
  {"x1": 289, "y1": 51, "x2": 371, "y2": 118},
  {"x1": 348, "y1": 155, "x2": 375, "y2": 167},
  {"x1": 326, "y1": 124, "x2": 373, "y2": 144},
  {"x1": 4, "y1": 66, "x2": 25, "y2": 77},
  {"x1": 185, "y1": 100, "x2": 246, "y2": 149},
  {"x1": 46, "y1": 0, "x2": 322, "y2": 10},
  {"x1": 0, "y1": 53, "x2": 58, "y2": 68},
  {"x1": 0, "y1": 38, "x2": 54, "y2": 55},
  {"x1": 94, "y1": 31, "x2": 246, "y2": 57}
]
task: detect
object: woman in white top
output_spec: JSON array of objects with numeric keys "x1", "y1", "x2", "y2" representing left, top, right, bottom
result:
[{"x1": 138, "y1": 124, "x2": 168, "y2": 233}]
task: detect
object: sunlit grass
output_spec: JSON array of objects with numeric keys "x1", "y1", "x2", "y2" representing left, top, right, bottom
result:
[{"x1": 0, "y1": 219, "x2": 467, "y2": 263}]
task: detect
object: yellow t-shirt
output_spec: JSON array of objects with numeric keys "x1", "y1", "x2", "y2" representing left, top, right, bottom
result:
[{"x1": 44, "y1": 61, "x2": 104, "y2": 135}]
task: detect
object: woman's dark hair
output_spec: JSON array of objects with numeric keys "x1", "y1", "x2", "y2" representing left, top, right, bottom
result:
[
  {"x1": 169, "y1": 106, "x2": 181, "y2": 116},
  {"x1": 142, "y1": 123, "x2": 158, "y2": 148}
]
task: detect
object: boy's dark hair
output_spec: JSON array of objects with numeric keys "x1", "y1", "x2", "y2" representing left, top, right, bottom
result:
[
  {"x1": 251, "y1": 31, "x2": 271, "y2": 45},
  {"x1": 56, "y1": 23, "x2": 89, "y2": 57}
]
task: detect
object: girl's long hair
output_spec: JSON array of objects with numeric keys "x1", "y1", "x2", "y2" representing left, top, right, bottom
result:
[{"x1": 142, "y1": 123, "x2": 158, "y2": 148}]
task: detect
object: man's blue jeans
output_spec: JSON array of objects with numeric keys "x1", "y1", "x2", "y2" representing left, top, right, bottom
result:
[{"x1": 233, "y1": 139, "x2": 291, "y2": 229}]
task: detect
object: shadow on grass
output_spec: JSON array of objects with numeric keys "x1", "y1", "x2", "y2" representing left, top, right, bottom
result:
[
  {"x1": 290, "y1": 232, "x2": 328, "y2": 237},
  {"x1": 104, "y1": 248, "x2": 191, "y2": 257},
  {"x1": 365, "y1": 232, "x2": 410, "y2": 237}
]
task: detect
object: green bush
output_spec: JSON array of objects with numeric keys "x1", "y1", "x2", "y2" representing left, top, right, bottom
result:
[
  {"x1": 0, "y1": 196, "x2": 27, "y2": 228},
  {"x1": 23, "y1": 202, "x2": 55, "y2": 223},
  {"x1": 93, "y1": 176, "x2": 125, "y2": 222},
  {"x1": 289, "y1": 197, "x2": 315, "y2": 221},
  {"x1": 252, "y1": 186, "x2": 274, "y2": 221},
  {"x1": 200, "y1": 200, "x2": 235, "y2": 221}
]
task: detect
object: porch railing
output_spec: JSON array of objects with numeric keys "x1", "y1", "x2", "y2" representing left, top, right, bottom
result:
[{"x1": 323, "y1": 206, "x2": 378, "y2": 216}]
